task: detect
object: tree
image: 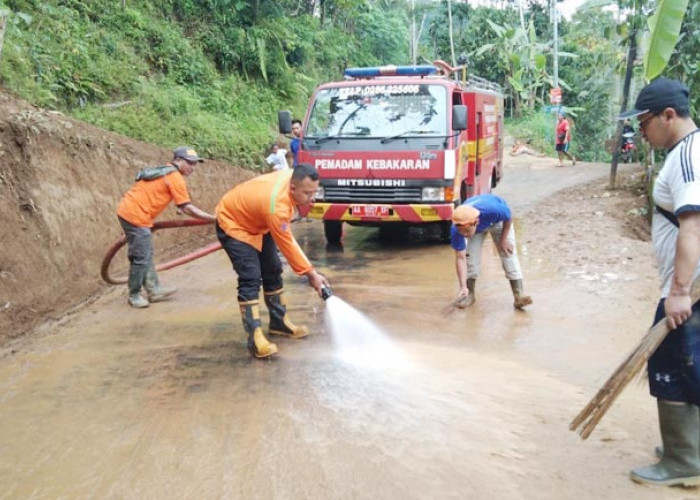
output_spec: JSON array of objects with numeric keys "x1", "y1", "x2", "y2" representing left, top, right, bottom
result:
[
  {"x1": 590, "y1": 0, "x2": 690, "y2": 186},
  {"x1": 473, "y1": 19, "x2": 553, "y2": 116},
  {"x1": 557, "y1": 7, "x2": 620, "y2": 161}
]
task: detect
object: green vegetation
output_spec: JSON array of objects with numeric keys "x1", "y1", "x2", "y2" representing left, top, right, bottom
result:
[
  {"x1": 666, "y1": 0, "x2": 700, "y2": 117},
  {"x1": 0, "y1": 0, "x2": 694, "y2": 167},
  {"x1": 0, "y1": 0, "x2": 408, "y2": 167},
  {"x1": 505, "y1": 110, "x2": 558, "y2": 156}
]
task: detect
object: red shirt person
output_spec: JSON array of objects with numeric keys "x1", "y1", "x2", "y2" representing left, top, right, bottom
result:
[{"x1": 555, "y1": 113, "x2": 576, "y2": 166}]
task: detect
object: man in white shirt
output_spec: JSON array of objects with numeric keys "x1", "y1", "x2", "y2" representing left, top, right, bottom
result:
[
  {"x1": 266, "y1": 143, "x2": 289, "y2": 171},
  {"x1": 620, "y1": 77, "x2": 700, "y2": 487}
]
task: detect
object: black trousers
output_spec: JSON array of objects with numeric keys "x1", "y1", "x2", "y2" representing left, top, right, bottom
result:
[{"x1": 216, "y1": 223, "x2": 283, "y2": 302}]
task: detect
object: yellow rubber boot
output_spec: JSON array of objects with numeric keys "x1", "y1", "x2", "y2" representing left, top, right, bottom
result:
[
  {"x1": 239, "y1": 300, "x2": 278, "y2": 358},
  {"x1": 264, "y1": 289, "x2": 309, "y2": 339}
]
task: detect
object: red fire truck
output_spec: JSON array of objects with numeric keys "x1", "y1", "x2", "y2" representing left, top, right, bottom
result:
[{"x1": 279, "y1": 61, "x2": 504, "y2": 244}]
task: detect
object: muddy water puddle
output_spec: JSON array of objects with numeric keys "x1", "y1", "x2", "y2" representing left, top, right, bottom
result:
[{"x1": 0, "y1": 164, "x2": 690, "y2": 499}]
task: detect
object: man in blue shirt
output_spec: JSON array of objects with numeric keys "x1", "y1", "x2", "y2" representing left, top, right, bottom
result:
[
  {"x1": 451, "y1": 194, "x2": 532, "y2": 310},
  {"x1": 289, "y1": 119, "x2": 302, "y2": 168}
]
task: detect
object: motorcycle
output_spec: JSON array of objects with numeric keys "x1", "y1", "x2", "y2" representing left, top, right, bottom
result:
[{"x1": 619, "y1": 131, "x2": 636, "y2": 163}]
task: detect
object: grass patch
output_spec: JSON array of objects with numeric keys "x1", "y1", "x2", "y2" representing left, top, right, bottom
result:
[{"x1": 505, "y1": 110, "x2": 559, "y2": 156}]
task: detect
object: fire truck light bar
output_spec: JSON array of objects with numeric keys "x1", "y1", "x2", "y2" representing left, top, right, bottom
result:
[{"x1": 344, "y1": 65, "x2": 437, "y2": 78}]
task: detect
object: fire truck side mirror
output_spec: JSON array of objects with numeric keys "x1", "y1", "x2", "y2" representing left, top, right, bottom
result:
[
  {"x1": 278, "y1": 110, "x2": 292, "y2": 134},
  {"x1": 452, "y1": 105, "x2": 468, "y2": 131}
]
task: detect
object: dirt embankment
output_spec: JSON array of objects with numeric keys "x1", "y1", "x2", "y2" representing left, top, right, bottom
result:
[{"x1": 0, "y1": 89, "x2": 255, "y2": 342}]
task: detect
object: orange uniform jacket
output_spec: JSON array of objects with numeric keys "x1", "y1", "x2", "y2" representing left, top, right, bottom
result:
[
  {"x1": 216, "y1": 170, "x2": 313, "y2": 275},
  {"x1": 117, "y1": 169, "x2": 191, "y2": 227}
]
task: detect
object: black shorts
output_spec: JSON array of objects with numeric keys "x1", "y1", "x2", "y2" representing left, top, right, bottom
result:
[
  {"x1": 555, "y1": 143, "x2": 569, "y2": 152},
  {"x1": 647, "y1": 299, "x2": 700, "y2": 405}
]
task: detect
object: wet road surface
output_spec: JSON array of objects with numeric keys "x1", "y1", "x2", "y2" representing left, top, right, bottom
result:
[{"x1": 1, "y1": 159, "x2": 694, "y2": 499}]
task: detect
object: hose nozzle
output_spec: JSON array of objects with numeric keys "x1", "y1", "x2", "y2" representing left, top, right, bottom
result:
[{"x1": 321, "y1": 285, "x2": 333, "y2": 301}]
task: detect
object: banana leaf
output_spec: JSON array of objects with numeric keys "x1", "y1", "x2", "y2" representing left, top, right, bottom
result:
[{"x1": 644, "y1": 0, "x2": 690, "y2": 79}]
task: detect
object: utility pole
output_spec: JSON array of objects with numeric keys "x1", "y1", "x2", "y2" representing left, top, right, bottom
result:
[
  {"x1": 411, "y1": 0, "x2": 416, "y2": 65},
  {"x1": 447, "y1": 0, "x2": 456, "y2": 67},
  {"x1": 552, "y1": 0, "x2": 558, "y2": 89}
]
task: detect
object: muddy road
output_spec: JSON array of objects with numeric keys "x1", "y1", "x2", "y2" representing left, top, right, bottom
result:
[{"x1": 1, "y1": 156, "x2": 695, "y2": 499}]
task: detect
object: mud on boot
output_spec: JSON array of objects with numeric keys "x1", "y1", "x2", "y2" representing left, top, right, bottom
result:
[
  {"x1": 240, "y1": 299, "x2": 278, "y2": 359},
  {"x1": 144, "y1": 264, "x2": 177, "y2": 303},
  {"x1": 264, "y1": 289, "x2": 309, "y2": 339},
  {"x1": 127, "y1": 265, "x2": 149, "y2": 308},
  {"x1": 457, "y1": 279, "x2": 476, "y2": 308},
  {"x1": 510, "y1": 279, "x2": 532, "y2": 310},
  {"x1": 128, "y1": 294, "x2": 149, "y2": 308}
]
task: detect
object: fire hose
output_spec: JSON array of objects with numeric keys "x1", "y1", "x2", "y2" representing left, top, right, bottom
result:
[{"x1": 100, "y1": 219, "x2": 221, "y2": 285}]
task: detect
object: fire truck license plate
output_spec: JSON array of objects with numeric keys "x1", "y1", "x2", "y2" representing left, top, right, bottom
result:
[{"x1": 351, "y1": 205, "x2": 390, "y2": 217}]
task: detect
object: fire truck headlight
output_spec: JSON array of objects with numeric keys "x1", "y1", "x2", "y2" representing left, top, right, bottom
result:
[
  {"x1": 421, "y1": 187, "x2": 444, "y2": 202},
  {"x1": 315, "y1": 186, "x2": 325, "y2": 200}
]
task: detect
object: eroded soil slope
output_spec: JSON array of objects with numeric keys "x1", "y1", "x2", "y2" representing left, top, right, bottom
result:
[{"x1": 0, "y1": 89, "x2": 254, "y2": 341}]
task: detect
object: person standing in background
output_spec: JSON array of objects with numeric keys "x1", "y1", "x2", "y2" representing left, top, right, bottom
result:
[
  {"x1": 555, "y1": 112, "x2": 576, "y2": 166},
  {"x1": 266, "y1": 143, "x2": 289, "y2": 171},
  {"x1": 289, "y1": 119, "x2": 302, "y2": 168}
]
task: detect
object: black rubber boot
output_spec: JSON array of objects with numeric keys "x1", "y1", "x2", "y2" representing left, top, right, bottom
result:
[
  {"x1": 144, "y1": 263, "x2": 177, "y2": 303},
  {"x1": 264, "y1": 289, "x2": 309, "y2": 339},
  {"x1": 509, "y1": 279, "x2": 533, "y2": 310},
  {"x1": 127, "y1": 265, "x2": 149, "y2": 308},
  {"x1": 240, "y1": 299, "x2": 278, "y2": 359},
  {"x1": 630, "y1": 400, "x2": 700, "y2": 486}
]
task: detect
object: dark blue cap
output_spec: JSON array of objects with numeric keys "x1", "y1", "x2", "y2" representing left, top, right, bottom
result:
[{"x1": 619, "y1": 77, "x2": 689, "y2": 120}]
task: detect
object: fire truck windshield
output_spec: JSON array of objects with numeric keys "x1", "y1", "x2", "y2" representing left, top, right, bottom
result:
[{"x1": 306, "y1": 84, "x2": 447, "y2": 142}]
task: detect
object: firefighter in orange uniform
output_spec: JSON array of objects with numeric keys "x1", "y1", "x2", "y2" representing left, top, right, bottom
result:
[
  {"x1": 215, "y1": 163, "x2": 330, "y2": 359},
  {"x1": 117, "y1": 146, "x2": 216, "y2": 309}
]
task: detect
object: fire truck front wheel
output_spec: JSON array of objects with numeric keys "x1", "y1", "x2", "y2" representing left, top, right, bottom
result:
[{"x1": 323, "y1": 220, "x2": 343, "y2": 244}]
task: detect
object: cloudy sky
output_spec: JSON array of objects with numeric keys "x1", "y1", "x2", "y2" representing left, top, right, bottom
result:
[
  {"x1": 463, "y1": 0, "x2": 588, "y2": 20},
  {"x1": 558, "y1": 0, "x2": 588, "y2": 19}
]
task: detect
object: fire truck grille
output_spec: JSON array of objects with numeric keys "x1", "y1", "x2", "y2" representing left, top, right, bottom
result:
[{"x1": 323, "y1": 186, "x2": 423, "y2": 203}]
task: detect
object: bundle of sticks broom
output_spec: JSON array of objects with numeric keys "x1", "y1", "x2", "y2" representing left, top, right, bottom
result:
[{"x1": 570, "y1": 275, "x2": 700, "y2": 439}]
